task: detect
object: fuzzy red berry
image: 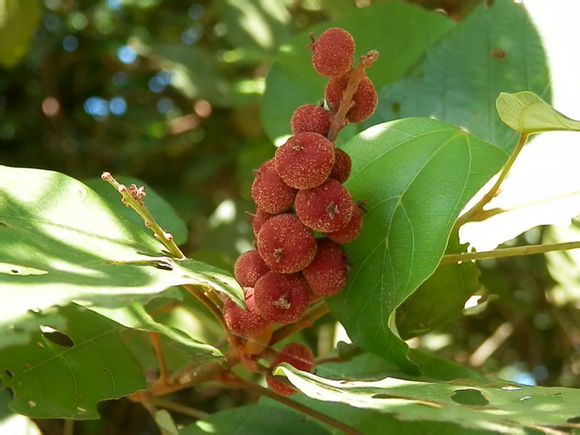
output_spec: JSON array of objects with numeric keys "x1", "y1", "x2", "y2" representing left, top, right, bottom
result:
[
  {"x1": 267, "y1": 343, "x2": 314, "y2": 396},
  {"x1": 251, "y1": 160, "x2": 296, "y2": 214},
  {"x1": 291, "y1": 104, "x2": 332, "y2": 136},
  {"x1": 254, "y1": 272, "x2": 310, "y2": 324},
  {"x1": 223, "y1": 288, "x2": 269, "y2": 337},
  {"x1": 234, "y1": 250, "x2": 270, "y2": 287},
  {"x1": 327, "y1": 204, "x2": 362, "y2": 244},
  {"x1": 302, "y1": 239, "x2": 348, "y2": 297},
  {"x1": 295, "y1": 179, "x2": 354, "y2": 233},
  {"x1": 250, "y1": 209, "x2": 273, "y2": 237},
  {"x1": 311, "y1": 28, "x2": 355, "y2": 78},
  {"x1": 325, "y1": 75, "x2": 377, "y2": 123},
  {"x1": 330, "y1": 148, "x2": 351, "y2": 183},
  {"x1": 275, "y1": 132, "x2": 335, "y2": 190},
  {"x1": 257, "y1": 213, "x2": 317, "y2": 273}
]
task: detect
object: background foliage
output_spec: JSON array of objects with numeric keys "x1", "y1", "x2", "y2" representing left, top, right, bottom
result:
[{"x1": 1, "y1": 0, "x2": 579, "y2": 434}]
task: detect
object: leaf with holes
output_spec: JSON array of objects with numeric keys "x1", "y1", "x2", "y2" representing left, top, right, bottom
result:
[
  {"x1": 0, "y1": 165, "x2": 243, "y2": 340},
  {"x1": 275, "y1": 364, "x2": 580, "y2": 434},
  {"x1": 261, "y1": 2, "x2": 454, "y2": 144},
  {"x1": 0, "y1": 305, "x2": 146, "y2": 419},
  {"x1": 373, "y1": 0, "x2": 550, "y2": 152},
  {"x1": 327, "y1": 118, "x2": 507, "y2": 371},
  {"x1": 497, "y1": 91, "x2": 580, "y2": 134}
]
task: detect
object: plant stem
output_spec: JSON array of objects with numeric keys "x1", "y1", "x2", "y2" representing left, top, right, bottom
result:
[
  {"x1": 151, "y1": 398, "x2": 209, "y2": 420},
  {"x1": 101, "y1": 172, "x2": 186, "y2": 259},
  {"x1": 149, "y1": 332, "x2": 168, "y2": 384},
  {"x1": 440, "y1": 241, "x2": 580, "y2": 264},
  {"x1": 327, "y1": 50, "x2": 379, "y2": 142},
  {"x1": 456, "y1": 133, "x2": 528, "y2": 226},
  {"x1": 233, "y1": 376, "x2": 361, "y2": 435},
  {"x1": 270, "y1": 302, "x2": 329, "y2": 345},
  {"x1": 101, "y1": 172, "x2": 225, "y2": 330}
]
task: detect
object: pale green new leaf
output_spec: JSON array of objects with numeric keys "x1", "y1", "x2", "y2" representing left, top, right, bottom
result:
[
  {"x1": 496, "y1": 91, "x2": 580, "y2": 134},
  {"x1": 275, "y1": 364, "x2": 580, "y2": 434}
]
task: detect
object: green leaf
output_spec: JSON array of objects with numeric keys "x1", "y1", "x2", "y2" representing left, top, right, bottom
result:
[
  {"x1": 180, "y1": 404, "x2": 329, "y2": 435},
  {"x1": 216, "y1": 0, "x2": 290, "y2": 52},
  {"x1": 0, "y1": 0, "x2": 42, "y2": 68},
  {"x1": 397, "y1": 232, "x2": 481, "y2": 339},
  {"x1": 0, "y1": 165, "x2": 243, "y2": 337},
  {"x1": 496, "y1": 91, "x2": 580, "y2": 134},
  {"x1": 0, "y1": 305, "x2": 146, "y2": 419},
  {"x1": 261, "y1": 2, "x2": 454, "y2": 144},
  {"x1": 275, "y1": 364, "x2": 580, "y2": 434},
  {"x1": 85, "y1": 176, "x2": 188, "y2": 246},
  {"x1": 89, "y1": 303, "x2": 222, "y2": 357},
  {"x1": 374, "y1": 0, "x2": 550, "y2": 152},
  {"x1": 327, "y1": 119, "x2": 508, "y2": 371}
]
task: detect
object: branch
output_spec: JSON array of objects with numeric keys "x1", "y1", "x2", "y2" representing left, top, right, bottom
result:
[
  {"x1": 441, "y1": 241, "x2": 580, "y2": 264},
  {"x1": 270, "y1": 302, "x2": 329, "y2": 345},
  {"x1": 232, "y1": 376, "x2": 361, "y2": 435},
  {"x1": 456, "y1": 133, "x2": 528, "y2": 226},
  {"x1": 101, "y1": 172, "x2": 185, "y2": 259},
  {"x1": 327, "y1": 50, "x2": 379, "y2": 142}
]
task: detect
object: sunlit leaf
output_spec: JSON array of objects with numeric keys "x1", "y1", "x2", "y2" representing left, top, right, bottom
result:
[
  {"x1": 327, "y1": 119, "x2": 507, "y2": 371},
  {"x1": 275, "y1": 364, "x2": 580, "y2": 434},
  {"x1": 0, "y1": 0, "x2": 41, "y2": 68}
]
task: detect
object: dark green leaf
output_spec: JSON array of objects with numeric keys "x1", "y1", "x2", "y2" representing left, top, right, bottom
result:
[
  {"x1": 397, "y1": 232, "x2": 481, "y2": 339},
  {"x1": 261, "y1": 2, "x2": 454, "y2": 144},
  {"x1": 327, "y1": 119, "x2": 508, "y2": 371},
  {"x1": 180, "y1": 404, "x2": 329, "y2": 435},
  {"x1": 373, "y1": 0, "x2": 550, "y2": 152},
  {"x1": 0, "y1": 305, "x2": 146, "y2": 419}
]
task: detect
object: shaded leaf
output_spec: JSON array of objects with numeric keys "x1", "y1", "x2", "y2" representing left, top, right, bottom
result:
[
  {"x1": 275, "y1": 364, "x2": 580, "y2": 434},
  {"x1": 0, "y1": 305, "x2": 146, "y2": 419},
  {"x1": 180, "y1": 404, "x2": 328, "y2": 435},
  {"x1": 497, "y1": 91, "x2": 580, "y2": 134},
  {"x1": 373, "y1": 0, "x2": 550, "y2": 152},
  {"x1": 0, "y1": 165, "x2": 243, "y2": 338},
  {"x1": 89, "y1": 303, "x2": 222, "y2": 357},
  {"x1": 327, "y1": 119, "x2": 508, "y2": 371},
  {"x1": 0, "y1": 0, "x2": 41, "y2": 68},
  {"x1": 397, "y1": 232, "x2": 481, "y2": 339},
  {"x1": 261, "y1": 2, "x2": 454, "y2": 144}
]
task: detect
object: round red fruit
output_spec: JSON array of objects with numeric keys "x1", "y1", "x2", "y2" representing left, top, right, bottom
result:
[
  {"x1": 234, "y1": 250, "x2": 270, "y2": 287},
  {"x1": 251, "y1": 160, "x2": 296, "y2": 214},
  {"x1": 325, "y1": 75, "x2": 377, "y2": 123},
  {"x1": 257, "y1": 214, "x2": 317, "y2": 273},
  {"x1": 254, "y1": 272, "x2": 310, "y2": 324},
  {"x1": 267, "y1": 343, "x2": 314, "y2": 396},
  {"x1": 291, "y1": 104, "x2": 332, "y2": 136},
  {"x1": 250, "y1": 209, "x2": 273, "y2": 237},
  {"x1": 327, "y1": 204, "x2": 362, "y2": 244},
  {"x1": 275, "y1": 132, "x2": 335, "y2": 190},
  {"x1": 295, "y1": 179, "x2": 354, "y2": 233},
  {"x1": 330, "y1": 148, "x2": 352, "y2": 183},
  {"x1": 223, "y1": 288, "x2": 269, "y2": 338},
  {"x1": 311, "y1": 28, "x2": 355, "y2": 78},
  {"x1": 303, "y1": 239, "x2": 348, "y2": 297}
]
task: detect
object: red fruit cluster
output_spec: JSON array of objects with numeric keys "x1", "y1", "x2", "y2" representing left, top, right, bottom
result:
[
  {"x1": 226, "y1": 27, "x2": 376, "y2": 395},
  {"x1": 267, "y1": 343, "x2": 314, "y2": 396}
]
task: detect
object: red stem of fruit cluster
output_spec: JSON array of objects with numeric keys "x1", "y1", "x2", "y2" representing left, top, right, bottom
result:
[{"x1": 327, "y1": 50, "x2": 379, "y2": 142}]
